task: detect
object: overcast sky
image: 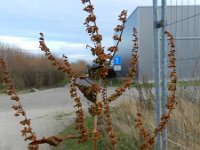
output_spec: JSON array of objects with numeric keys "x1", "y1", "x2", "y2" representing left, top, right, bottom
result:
[{"x1": 0, "y1": 0, "x2": 199, "y2": 62}]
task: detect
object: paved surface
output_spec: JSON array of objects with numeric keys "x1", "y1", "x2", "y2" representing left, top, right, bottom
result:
[
  {"x1": 0, "y1": 85, "x2": 137, "y2": 150},
  {"x1": 0, "y1": 87, "x2": 82, "y2": 150}
]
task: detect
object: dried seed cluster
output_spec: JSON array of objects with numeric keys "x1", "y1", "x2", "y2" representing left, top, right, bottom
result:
[
  {"x1": 38, "y1": 33, "x2": 90, "y2": 145},
  {"x1": 82, "y1": 0, "x2": 127, "y2": 80},
  {"x1": 107, "y1": 10, "x2": 127, "y2": 64},
  {"x1": 88, "y1": 102, "x2": 103, "y2": 116},
  {"x1": 76, "y1": 83, "x2": 100, "y2": 103},
  {"x1": 91, "y1": 28, "x2": 140, "y2": 149},
  {"x1": 39, "y1": 33, "x2": 73, "y2": 78},
  {"x1": 82, "y1": 0, "x2": 107, "y2": 66},
  {"x1": 0, "y1": 58, "x2": 37, "y2": 143},
  {"x1": 107, "y1": 28, "x2": 139, "y2": 103},
  {"x1": 81, "y1": 1, "x2": 129, "y2": 149},
  {"x1": 71, "y1": 76, "x2": 88, "y2": 143},
  {"x1": 101, "y1": 82, "x2": 117, "y2": 149},
  {"x1": 135, "y1": 31, "x2": 178, "y2": 150},
  {"x1": 135, "y1": 103, "x2": 155, "y2": 150},
  {"x1": 29, "y1": 134, "x2": 81, "y2": 147},
  {"x1": 154, "y1": 31, "x2": 177, "y2": 134}
]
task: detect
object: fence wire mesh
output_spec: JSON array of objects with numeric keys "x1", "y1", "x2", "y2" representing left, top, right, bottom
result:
[{"x1": 165, "y1": 1, "x2": 200, "y2": 149}]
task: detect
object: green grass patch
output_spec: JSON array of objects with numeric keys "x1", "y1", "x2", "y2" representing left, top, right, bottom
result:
[
  {"x1": 54, "y1": 111, "x2": 74, "y2": 121},
  {"x1": 87, "y1": 78, "x2": 123, "y2": 87},
  {"x1": 107, "y1": 78, "x2": 123, "y2": 86},
  {"x1": 177, "y1": 80, "x2": 200, "y2": 86},
  {"x1": 55, "y1": 78, "x2": 69, "y2": 87},
  {"x1": 0, "y1": 84, "x2": 6, "y2": 93},
  {"x1": 0, "y1": 78, "x2": 69, "y2": 94},
  {"x1": 102, "y1": 78, "x2": 200, "y2": 88},
  {"x1": 107, "y1": 78, "x2": 154, "y2": 88},
  {"x1": 51, "y1": 115, "x2": 139, "y2": 150},
  {"x1": 51, "y1": 117, "x2": 105, "y2": 150}
]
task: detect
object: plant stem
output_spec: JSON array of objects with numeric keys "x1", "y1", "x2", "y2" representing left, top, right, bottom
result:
[{"x1": 93, "y1": 79, "x2": 102, "y2": 150}]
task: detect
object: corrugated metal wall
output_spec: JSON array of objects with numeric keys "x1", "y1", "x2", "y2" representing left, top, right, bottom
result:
[{"x1": 117, "y1": 6, "x2": 200, "y2": 81}]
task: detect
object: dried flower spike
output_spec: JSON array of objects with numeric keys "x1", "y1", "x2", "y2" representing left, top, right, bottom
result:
[{"x1": 0, "y1": 58, "x2": 37, "y2": 143}]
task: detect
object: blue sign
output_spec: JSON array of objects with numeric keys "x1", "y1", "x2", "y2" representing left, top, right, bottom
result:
[{"x1": 113, "y1": 56, "x2": 122, "y2": 65}]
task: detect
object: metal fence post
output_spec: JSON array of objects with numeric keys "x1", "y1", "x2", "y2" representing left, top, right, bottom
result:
[
  {"x1": 161, "y1": 0, "x2": 167, "y2": 149},
  {"x1": 153, "y1": 0, "x2": 161, "y2": 149}
]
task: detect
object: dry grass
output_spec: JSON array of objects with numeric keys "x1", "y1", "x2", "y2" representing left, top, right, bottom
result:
[
  {"x1": 111, "y1": 99, "x2": 156, "y2": 149},
  {"x1": 110, "y1": 86, "x2": 200, "y2": 149},
  {"x1": 168, "y1": 86, "x2": 200, "y2": 149}
]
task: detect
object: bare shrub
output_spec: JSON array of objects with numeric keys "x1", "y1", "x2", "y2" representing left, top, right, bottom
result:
[
  {"x1": 71, "y1": 60, "x2": 88, "y2": 74},
  {"x1": 0, "y1": 45, "x2": 65, "y2": 89}
]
